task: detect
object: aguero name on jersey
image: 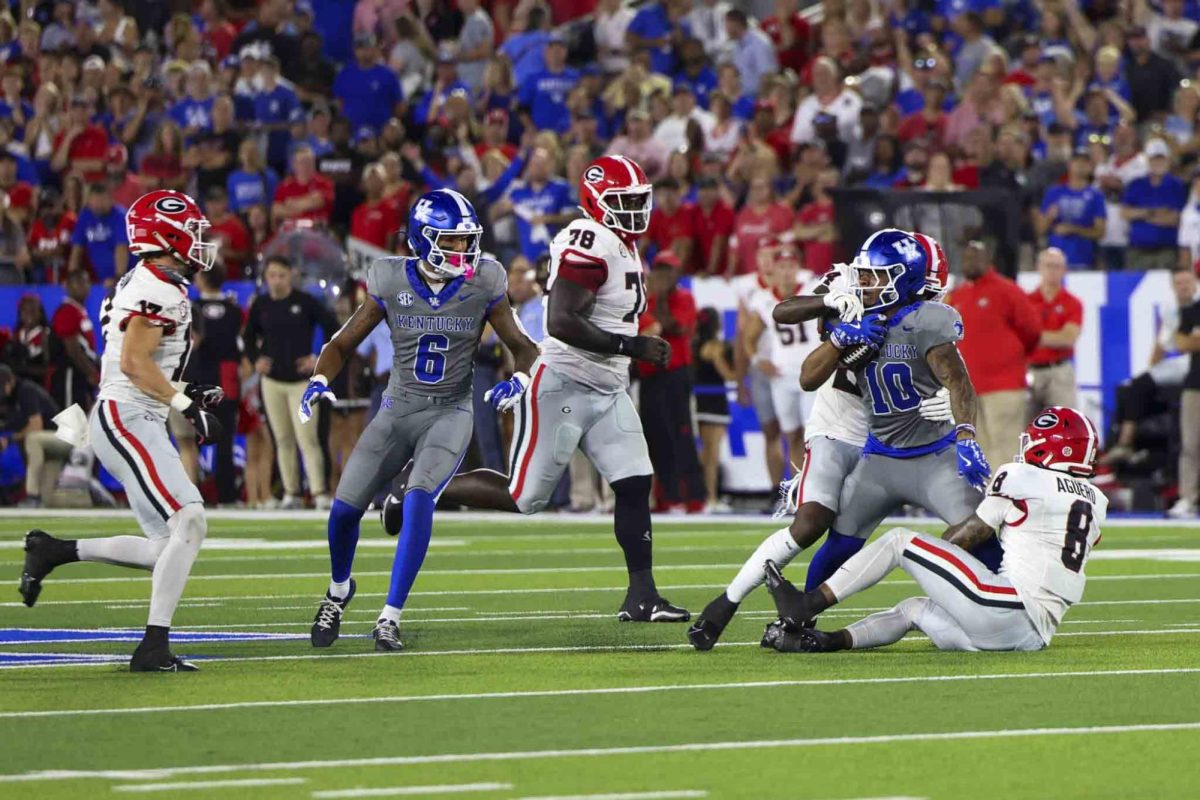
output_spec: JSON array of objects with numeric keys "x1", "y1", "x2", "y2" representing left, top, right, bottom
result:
[
  {"x1": 854, "y1": 301, "x2": 964, "y2": 453},
  {"x1": 366, "y1": 256, "x2": 507, "y2": 399}
]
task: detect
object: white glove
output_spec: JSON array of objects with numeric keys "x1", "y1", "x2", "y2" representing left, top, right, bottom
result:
[
  {"x1": 918, "y1": 387, "x2": 954, "y2": 423},
  {"x1": 823, "y1": 289, "x2": 863, "y2": 323}
]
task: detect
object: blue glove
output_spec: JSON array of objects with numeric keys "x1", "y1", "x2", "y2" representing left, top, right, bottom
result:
[
  {"x1": 483, "y1": 371, "x2": 530, "y2": 413},
  {"x1": 830, "y1": 313, "x2": 887, "y2": 350},
  {"x1": 297, "y1": 375, "x2": 337, "y2": 424},
  {"x1": 956, "y1": 438, "x2": 991, "y2": 491}
]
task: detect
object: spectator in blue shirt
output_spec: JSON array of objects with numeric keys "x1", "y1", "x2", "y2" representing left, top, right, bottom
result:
[
  {"x1": 254, "y1": 55, "x2": 299, "y2": 174},
  {"x1": 628, "y1": 0, "x2": 690, "y2": 76},
  {"x1": 68, "y1": 183, "x2": 129, "y2": 286},
  {"x1": 0, "y1": 70, "x2": 32, "y2": 139},
  {"x1": 1121, "y1": 139, "x2": 1189, "y2": 270},
  {"x1": 518, "y1": 36, "x2": 580, "y2": 135},
  {"x1": 170, "y1": 62, "x2": 216, "y2": 136},
  {"x1": 723, "y1": 9, "x2": 777, "y2": 95},
  {"x1": 1036, "y1": 150, "x2": 1106, "y2": 269},
  {"x1": 499, "y1": 6, "x2": 552, "y2": 87},
  {"x1": 674, "y1": 38, "x2": 718, "y2": 109},
  {"x1": 333, "y1": 32, "x2": 402, "y2": 130},
  {"x1": 414, "y1": 55, "x2": 471, "y2": 126},
  {"x1": 227, "y1": 138, "x2": 279, "y2": 213},
  {"x1": 496, "y1": 148, "x2": 575, "y2": 262}
]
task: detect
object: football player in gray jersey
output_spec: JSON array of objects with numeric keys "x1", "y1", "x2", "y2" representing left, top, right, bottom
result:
[{"x1": 299, "y1": 189, "x2": 539, "y2": 652}]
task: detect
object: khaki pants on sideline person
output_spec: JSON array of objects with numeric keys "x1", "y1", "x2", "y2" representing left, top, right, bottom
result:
[
  {"x1": 1029, "y1": 362, "x2": 1078, "y2": 416},
  {"x1": 1179, "y1": 390, "x2": 1200, "y2": 506},
  {"x1": 25, "y1": 430, "x2": 74, "y2": 498},
  {"x1": 261, "y1": 376, "x2": 327, "y2": 498},
  {"x1": 977, "y1": 389, "x2": 1029, "y2": 472}
]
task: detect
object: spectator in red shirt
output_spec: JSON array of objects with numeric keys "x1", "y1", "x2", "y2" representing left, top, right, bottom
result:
[
  {"x1": 138, "y1": 119, "x2": 187, "y2": 192},
  {"x1": 896, "y1": 78, "x2": 949, "y2": 147},
  {"x1": 641, "y1": 177, "x2": 696, "y2": 266},
  {"x1": 25, "y1": 189, "x2": 74, "y2": 284},
  {"x1": 198, "y1": 0, "x2": 238, "y2": 60},
  {"x1": 205, "y1": 187, "x2": 252, "y2": 279},
  {"x1": 49, "y1": 268, "x2": 99, "y2": 412},
  {"x1": 475, "y1": 109, "x2": 518, "y2": 162},
  {"x1": 350, "y1": 162, "x2": 401, "y2": 250},
  {"x1": 1027, "y1": 247, "x2": 1082, "y2": 411},
  {"x1": 688, "y1": 175, "x2": 734, "y2": 275},
  {"x1": 0, "y1": 151, "x2": 33, "y2": 227},
  {"x1": 638, "y1": 252, "x2": 705, "y2": 510},
  {"x1": 947, "y1": 240, "x2": 1041, "y2": 471},
  {"x1": 761, "y1": 0, "x2": 812, "y2": 74},
  {"x1": 273, "y1": 145, "x2": 334, "y2": 226},
  {"x1": 50, "y1": 95, "x2": 109, "y2": 184},
  {"x1": 793, "y1": 166, "x2": 837, "y2": 274},
  {"x1": 731, "y1": 175, "x2": 793, "y2": 275}
]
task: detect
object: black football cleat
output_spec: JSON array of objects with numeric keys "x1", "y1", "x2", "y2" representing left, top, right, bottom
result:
[
  {"x1": 310, "y1": 579, "x2": 357, "y2": 648},
  {"x1": 129, "y1": 643, "x2": 199, "y2": 672},
  {"x1": 380, "y1": 462, "x2": 414, "y2": 536},
  {"x1": 19, "y1": 530, "x2": 76, "y2": 607},
  {"x1": 618, "y1": 591, "x2": 691, "y2": 623},
  {"x1": 764, "y1": 560, "x2": 818, "y2": 627},
  {"x1": 372, "y1": 619, "x2": 403, "y2": 651},
  {"x1": 759, "y1": 617, "x2": 801, "y2": 648},
  {"x1": 687, "y1": 592, "x2": 739, "y2": 651},
  {"x1": 763, "y1": 623, "x2": 840, "y2": 653}
]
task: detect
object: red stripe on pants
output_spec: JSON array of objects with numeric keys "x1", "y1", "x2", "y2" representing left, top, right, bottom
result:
[
  {"x1": 909, "y1": 536, "x2": 1017, "y2": 596},
  {"x1": 108, "y1": 400, "x2": 182, "y2": 513},
  {"x1": 510, "y1": 365, "x2": 546, "y2": 502}
]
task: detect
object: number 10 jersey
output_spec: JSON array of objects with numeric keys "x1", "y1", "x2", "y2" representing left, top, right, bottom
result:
[{"x1": 542, "y1": 218, "x2": 646, "y2": 394}]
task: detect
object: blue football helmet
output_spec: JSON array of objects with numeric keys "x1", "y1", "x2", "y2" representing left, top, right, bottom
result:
[
  {"x1": 406, "y1": 188, "x2": 483, "y2": 279},
  {"x1": 848, "y1": 228, "x2": 929, "y2": 312}
]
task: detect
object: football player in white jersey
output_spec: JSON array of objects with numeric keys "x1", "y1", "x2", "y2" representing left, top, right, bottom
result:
[
  {"x1": 689, "y1": 234, "x2": 952, "y2": 650},
  {"x1": 762, "y1": 406, "x2": 1106, "y2": 653},
  {"x1": 19, "y1": 190, "x2": 223, "y2": 672},
  {"x1": 739, "y1": 239, "x2": 821, "y2": 464},
  {"x1": 391, "y1": 155, "x2": 690, "y2": 623},
  {"x1": 733, "y1": 250, "x2": 785, "y2": 492}
]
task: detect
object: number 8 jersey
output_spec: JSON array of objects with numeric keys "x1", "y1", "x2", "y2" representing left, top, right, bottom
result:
[
  {"x1": 975, "y1": 462, "x2": 1108, "y2": 644},
  {"x1": 97, "y1": 264, "x2": 194, "y2": 418},
  {"x1": 542, "y1": 217, "x2": 646, "y2": 394}
]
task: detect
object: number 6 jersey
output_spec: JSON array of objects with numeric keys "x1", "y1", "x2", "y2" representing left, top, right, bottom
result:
[
  {"x1": 542, "y1": 217, "x2": 646, "y2": 394},
  {"x1": 98, "y1": 264, "x2": 194, "y2": 418},
  {"x1": 975, "y1": 461, "x2": 1108, "y2": 645}
]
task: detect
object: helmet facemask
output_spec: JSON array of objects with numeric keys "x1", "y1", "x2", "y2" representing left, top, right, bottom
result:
[
  {"x1": 421, "y1": 225, "x2": 483, "y2": 279},
  {"x1": 598, "y1": 185, "x2": 652, "y2": 234},
  {"x1": 850, "y1": 259, "x2": 907, "y2": 311},
  {"x1": 185, "y1": 217, "x2": 216, "y2": 272}
]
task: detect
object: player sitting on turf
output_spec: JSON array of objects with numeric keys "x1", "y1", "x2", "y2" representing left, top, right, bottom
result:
[
  {"x1": 302, "y1": 188, "x2": 539, "y2": 652},
  {"x1": 689, "y1": 229, "x2": 988, "y2": 650},
  {"x1": 19, "y1": 190, "x2": 224, "y2": 672},
  {"x1": 761, "y1": 406, "x2": 1106, "y2": 653},
  {"x1": 381, "y1": 155, "x2": 689, "y2": 623}
]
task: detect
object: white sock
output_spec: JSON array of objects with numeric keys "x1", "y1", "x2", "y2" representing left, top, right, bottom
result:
[
  {"x1": 77, "y1": 536, "x2": 166, "y2": 570},
  {"x1": 328, "y1": 579, "x2": 351, "y2": 600},
  {"x1": 725, "y1": 527, "x2": 802, "y2": 603},
  {"x1": 378, "y1": 604, "x2": 403, "y2": 625},
  {"x1": 825, "y1": 528, "x2": 909, "y2": 602},
  {"x1": 147, "y1": 506, "x2": 207, "y2": 628}
]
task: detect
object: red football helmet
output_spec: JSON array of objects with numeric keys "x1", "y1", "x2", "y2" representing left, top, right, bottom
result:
[
  {"x1": 579, "y1": 155, "x2": 652, "y2": 235},
  {"x1": 125, "y1": 190, "x2": 216, "y2": 272},
  {"x1": 1019, "y1": 407, "x2": 1099, "y2": 477},
  {"x1": 913, "y1": 232, "x2": 948, "y2": 301}
]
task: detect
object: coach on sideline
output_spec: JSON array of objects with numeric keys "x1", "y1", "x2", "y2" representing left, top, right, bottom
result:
[
  {"x1": 1027, "y1": 247, "x2": 1082, "y2": 412},
  {"x1": 947, "y1": 240, "x2": 1042, "y2": 471}
]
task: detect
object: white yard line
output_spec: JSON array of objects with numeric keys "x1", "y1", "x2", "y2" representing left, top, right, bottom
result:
[
  {"x1": 311, "y1": 783, "x2": 512, "y2": 798},
  {"x1": 113, "y1": 778, "x2": 307, "y2": 792},
  {"x1": 512, "y1": 792, "x2": 706, "y2": 800},
  {"x1": 3, "y1": 722, "x2": 1199, "y2": 783},
  {"x1": 3, "y1": 667, "x2": 1198, "y2": 719}
]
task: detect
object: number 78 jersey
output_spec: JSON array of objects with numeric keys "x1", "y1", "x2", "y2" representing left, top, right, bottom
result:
[{"x1": 541, "y1": 218, "x2": 646, "y2": 394}]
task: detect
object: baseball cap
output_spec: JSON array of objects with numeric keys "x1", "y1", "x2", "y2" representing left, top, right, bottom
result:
[
  {"x1": 220, "y1": 54, "x2": 240, "y2": 70},
  {"x1": 547, "y1": 31, "x2": 567, "y2": 46},
  {"x1": 82, "y1": 55, "x2": 105, "y2": 72},
  {"x1": 672, "y1": 81, "x2": 694, "y2": 96},
  {"x1": 1145, "y1": 138, "x2": 1171, "y2": 158},
  {"x1": 353, "y1": 125, "x2": 377, "y2": 144}
]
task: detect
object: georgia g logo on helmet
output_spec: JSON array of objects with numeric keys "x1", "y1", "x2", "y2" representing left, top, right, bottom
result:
[
  {"x1": 584, "y1": 165, "x2": 605, "y2": 183},
  {"x1": 1033, "y1": 412, "x2": 1060, "y2": 429},
  {"x1": 154, "y1": 196, "x2": 189, "y2": 215}
]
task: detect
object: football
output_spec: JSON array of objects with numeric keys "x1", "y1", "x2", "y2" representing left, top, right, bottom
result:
[{"x1": 839, "y1": 341, "x2": 880, "y2": 369}]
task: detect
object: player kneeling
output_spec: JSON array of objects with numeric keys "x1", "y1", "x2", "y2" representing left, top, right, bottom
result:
[{"x1": 762, "y1": 407, "x2": 1105, "y2": 653}]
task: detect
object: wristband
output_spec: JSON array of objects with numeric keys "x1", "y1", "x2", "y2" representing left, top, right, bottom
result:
[
  {"x1": 169, "y1": 392, "x2": 192, "y2": 413},
  {"x1": 614, "y1": 335, "x2": 632, "y2": 356},
  {"x1": 954, "y1": 423, "x2": 977, "y2": 438},
  {"x1": 311, "y1": 374, "x2": 328, "y2": 387}
]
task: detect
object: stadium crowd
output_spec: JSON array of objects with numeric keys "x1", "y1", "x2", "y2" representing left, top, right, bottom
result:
[{"x1": 2, "y1": 0, "x2": 1200, "y2": 515}]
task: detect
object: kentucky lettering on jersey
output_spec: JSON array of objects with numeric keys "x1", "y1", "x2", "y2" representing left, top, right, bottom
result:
[
  {"x1": 975, "y1": 461, "x2": 1109, "y2": 645},
  {"x1": 366, "y1": 256, "x2": 507, "y2": 399},
  {"x1": 98, "y1": 263, "x2": 193, "y2": 418}
]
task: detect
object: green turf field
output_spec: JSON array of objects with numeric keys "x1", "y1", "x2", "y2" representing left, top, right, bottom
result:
[{"x1": 1, "y1": 511, "x2": 1198, "y2": 800}]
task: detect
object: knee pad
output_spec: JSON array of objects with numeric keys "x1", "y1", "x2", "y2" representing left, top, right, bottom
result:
[
  {"x1": 611, "y1": 474, "x2": 652, "y2": 501},
  {"x1": 895, "y1": 596, "x2": 932, "y2": 628},
  {"x1": 168, "y1": 503, "x2": 207, "y2": 550}
]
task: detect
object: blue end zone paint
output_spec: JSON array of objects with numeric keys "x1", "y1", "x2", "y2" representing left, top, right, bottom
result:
[{"x1": 0, "y1": 628, "x2": 310, "y2": 667}]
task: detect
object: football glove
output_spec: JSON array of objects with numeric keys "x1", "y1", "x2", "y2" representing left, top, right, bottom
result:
[
  {"x1": 956, "y1": 438, "x2": 991, "y2": 491},
  {"x1": 184, "y1": 382, "x2": 224, "y2": 409},
  {"x1": 918, "y1": 387, "x2": 954, "y2": 423},
  {"x1": 829, "y1": 313, "x2": 887, "y2": 350},
  {"x1": 297, "y1": 375, "x2": 336, "y2": 424},
  {"x1": 822, "y1": 289, "x2": 864, "y2": 323},
  {"x1": 484, "y1": 371, "x2": 530, "y2": 413},
  {"x1": 181, "y1": 401, "x2": 222, "y2": 445}
]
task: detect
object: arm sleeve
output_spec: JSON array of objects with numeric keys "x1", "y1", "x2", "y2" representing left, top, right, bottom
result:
[
  {"x1": 914, "y1": 303, "x2": 964, "y2": 356},
  {"x1": 556, "y1": 246, "x2": 608, "y2": 293},
  {"x1": 1010, "y1": 287, "x2": 1043, "y2": 353},
  {"x1": 486, "y1": 261, "x2": 509, "y2": 310},
  {"x1": 974, "y1": 494, "x2": 1014, "y2": 531},
  {"x1": 365, "y1": 261, "x2": 386, "y2": 310},
  {"x1": 113, "y1": 282, "x2": 189, "y2": 332}
]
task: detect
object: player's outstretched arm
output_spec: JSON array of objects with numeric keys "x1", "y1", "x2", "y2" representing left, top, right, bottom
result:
[
  {"x1": 926, "y1": 343, "x2": 978, "y2": 431},
  {"x1": 299, "y1": 301, "x2": 385, "y2": 424},
  {"x1": 772, "y1": 295, "x2": 832, "y2": 325},
  {"x1": 942, "y1": 514, "x2": 997, "y2": 551},
  {"x1": 547, "y1": 277, "x2": 670, "y2": 367},
  {"x1": 488, "y1": 294, "x2": 539, "y2": 376},
  {"x1": 799, "y1": 341, "x2": 842, "y2": 391}
]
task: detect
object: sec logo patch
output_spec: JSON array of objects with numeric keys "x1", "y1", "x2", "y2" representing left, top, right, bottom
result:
[{"x1": 398, "y1": 292, "x2": 414, "y2": 307}]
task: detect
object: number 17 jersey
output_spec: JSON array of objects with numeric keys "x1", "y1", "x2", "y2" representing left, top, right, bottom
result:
[{"x1": 542, "y1": 217, "x2": 646, "y2": 394}]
